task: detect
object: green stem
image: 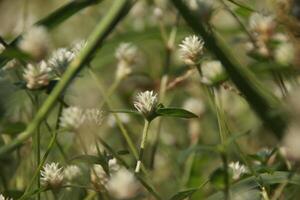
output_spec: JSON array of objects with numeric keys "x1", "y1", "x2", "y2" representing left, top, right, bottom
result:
[
  {"x1": 135, "y1": 120, "x2": 150, "y2": 173},
  {"x1": 220, "y1": 151, "x2": 231, "y2": 200},
  {"x1": 0, "y1": 0, "x2": 133, "y2": 156}
]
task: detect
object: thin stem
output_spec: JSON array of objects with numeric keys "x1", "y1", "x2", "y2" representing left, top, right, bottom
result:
[
  {"x1": 221, "y1": 151, "x2": 231, "y2": 200},
  {"x1": 135, "y1": 120, "x2": 150, "y2": 173}
]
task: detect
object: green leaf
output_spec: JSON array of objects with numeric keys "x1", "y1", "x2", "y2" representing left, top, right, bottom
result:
[
  {"x1": 210, "y1": 168, "x2": 226, "y2": 190},
  {"x1": 109, "y1": 109, "x2": 141, "y2": 115},
  {"x1": 169, "y1": 188, "x2": 199, "y2": 200},
  {"x1": 156, "y1": 108, "x2": 198, "y2": 119},
  {"x1": 0, "y1": 122, "x2": 26, "y2": 136}
]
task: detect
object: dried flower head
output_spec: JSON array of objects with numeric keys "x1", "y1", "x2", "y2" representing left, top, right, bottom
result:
[
  {"x1": 84, "y1": 108, "x2": 103, "y2": 126},
  {"x1": 107, "y1": 168, "x2": 139, "y2": 199},
  {"x1": 23, "y1": 61, "x2": 52, "y2": 89},
  {"x1": 134, "y1": 90, "x2": 158, "y2": 119},
  {"x1": 275, "y1": 42, "x2": 294, "y2": 65},
  {"x1": 249, "y1": 13, "x2": 276, "y2": 41},
  {"x1": 179, "y1": 35, "x2": 204, "y2": 65},
  {"x1": 229, "y1": 161, "x2": 248, "y2": 180},
  {"x1": 115, "y1": 42, "x2": 138, "y2": 65},
  {"x1": 48, "y1": 48, "x2": 75, "y2": 76},
  {"x1": 41, "y1": 162, "x2": 64, "y2": 189},
  {"x1": 64, "y1": 165, "x2": 81, "y2": 181},
  {"x1": 60, "y1": 106, "x2": 85, "y2": 131},
  {"x1": 201, "y1": 60, "x2": 224, "y2": 84},
  {"x1": 18, "y1": 26, "x2": 50, "y2": 60}
]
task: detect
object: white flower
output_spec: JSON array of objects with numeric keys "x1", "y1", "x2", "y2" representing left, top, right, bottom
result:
[
  {"x1": 48, "y1": 48, "x2": 75, "y2": 76},
  {"x1": 3, "y1": 59, "x2": 19, "y2": 70},
  {"x1": 249, "y1": 13, "x2": 276, "y2": 40},
  {"x1": 134, "y1": 90, "x2": 158, "y2": 118},
  {"x1": 183, "y1": 98, "x2": 205, "y2": 116},
  {"x1": 84, "y1": 108, "x2": 103, "y2": 126},
  {"x1": 153, "y1": 7, "x2": 163, "y2": 19},
  {"x1": 18, "y1": 26, "x2": 50, "y2": 60},
  {"x1": 64, "y1": 165, "x2": 81, "y2": 181},
  {"x1": 179, "y1": 35, "x2": 204, "y2": 65},
  {"x1": 0, "y1": 194, "x2": 12, "y2": 200},
  {"x1": 201, "y1": 60, "x2": 223, "y2": 84},
  {"x1": 60, "y1": 106, "x2": 85, "y2": 130},
  {"x1": 41, "y1": 162, "x2": 64, "y2": 189},
  {"x1": 115, "y1": 60, "x2": 133, "y2": 81},
  {"x1": 107, "y1": 168, "x2": 139, "y2": 199},
  {"x1": 275, "y1": 42, "x2": 294, "y2": 65},
  {"x1": 0, "y1": 44, "x2": 5, "y2": 54},
  {"x1": 229, "y1": 161, "x2": 248, "y2": 180},
  {"x1": 107, "y1": 113, "x2": 130, "y2": 127},
  {"x1": 23, "y1": 61, "x2": 52, "y2": 89},
  {"x1": 91, "y1": 164, "x2": 108, "y2": 186},
  {"x1": 282, "y1": 122, "x2": 300, "y2": 161},
  {"x1": 115, "y1": 43, "x2": 138, "y2": 65},
  {"x1": 71, "y1": 40, "x2": 86, "y2": 55}
]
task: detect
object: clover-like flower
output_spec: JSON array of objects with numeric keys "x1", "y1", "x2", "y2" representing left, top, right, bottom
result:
[
  {"x1": 41, "y1": 162, "x2": 64, "y2": 189},
  {"x1": 48, "y1": 48, "x2": 75, "y2": 76},
  {"x1": 249, "y1": 13, "x2": 276, "y2": 41},
  {"x1": 60, "y1": 106, "x2": 85, "y2": 131},
  {"x1": 201, "y1": 60, "x2": 224, "y2": 84},
  {"x1": 64, "y1": 165, "x2": 81, "y2": 182},
  {"x1": 115, "y1": 42, "x2": 138, "y2": 65},
  {"x1": 23, "y1": 61, "x2": 52, "y2": 89},
  {"x1": 134, "y1": 90, "x2": 158, "y2": 119},
  {"x1": 179, "y1": 35, "x2": 204, "y2": 65},
  {"x1": 229, "y1": 161, "x2": 248, "y2": 180},
  {"x1": 84, "y1": 108, "x2": 103, "y2": 127}
]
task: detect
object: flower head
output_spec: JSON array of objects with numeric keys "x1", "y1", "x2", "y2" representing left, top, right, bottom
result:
[
  {"x1": 18, "y1": 26, "x2": 50, "y2": 60},
  {"x1": 41, "y1": 162, "x2": 64, "y2": 189},
  {"x1": 179, "y1": 35, "x2": 204, "y2": 65},
  {"x1": 249, "y1": 13, "x2": 276, "y2": 41},
  {"x1": 201, "y1": 60, "x2": 224, "y2": 84},
  {"x1": 90, "y1": 164, "x2": 108, "y2": 187},
  {"x1": 107, "y1": 168, "x2": 139, "y2": 199},
  {"x1": 0, "y1": 194, "x2": 12, "y2": 200},
  {"x1": 84, "y1": 108, "x2": 103, "y2": 127},
  {"x1": 64, "y1": 165, "x2": 81, "y2": 182},
  {"x1": 115, "y1": 60, "x2": 133, "y2": 81},
  {"x1": 229, "y1": 161, "x2": 248, "y2": 180},
  {"x1": 0, "y1": 44, "x2": 5, "y2": 54},
  {"x1": 115, "y1": 43, "x2": 138, "y2": 65},
  {"x1": 134, "y1": 90, "x2": 158, "y2": 119},
  {"x1": 60, "y1": 106, "x2": 85, "y2": 131},
  {"x1": 71, "y1": 40, "x2": 86, "y2": 55},
  {"x1": 48, "y1": 48, "x2": 75, "y2": 76},
  {"x1": 275, "y1": 42, "x2": 294, "y2": 65},
  {"x1": 23, "y1": 61, "x2": 52, "y2": 89}
]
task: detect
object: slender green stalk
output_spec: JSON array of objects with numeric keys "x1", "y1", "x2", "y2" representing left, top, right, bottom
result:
[
  {"x1": 135, "y1": 120, "x2": 150, "y2": 173},
  {"x1": 0, "y1": 0, "x2": 133, "y2": 156}
]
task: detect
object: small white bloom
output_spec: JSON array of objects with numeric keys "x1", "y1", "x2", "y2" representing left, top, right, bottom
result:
[
  {"x1": 41, "y1": 162, "x2": 64, "y2": 189},
  {"x1": 115, "y1": 60, "x2": 132, "y2": 81},
  {"x1": 179, "y1": 35, "x2": 204, "y2": 65},
  {"x1": 183, "y1": 98, "x2": 205, "y2": 116},
  {"x1": 60, "y1": 106, "x2": 85, "y2": 131},
  {"x1": 48, "y1": 48, "x2": 75, "y2": 76},
  {"x1": 23, "y1": 61, "x2": 52, "y2": 89},
  {"x1": 107, "y1": 113, "x2": 130, "y2": 127},
  {"x1": 201, "y1": 60, "x2": 224, "y2": 84},
  {"x1": 134, "y1": 90, "x2": 158, "y2": 118},
  {"x1": 275, "y1": 42, "x2": 294, "y2": 65},
  {"x1": 91, "y1": 164, "x2": 108, "y2": 186},
  {"x1": 64, "y1": 165, "x2": 81, "y2": 181},
  {"x1": 107, "y1": 168, "x2": 139, "y2": 199},
  {"x1": 115, "y1": 43, "x2": 138, "y2": 65},
  {"x1": 153, "y1": 7, "x2": 163, "y2": 19},
  {"x1": 249, "y1": 13, "x2": 276, "y2": 40},
  {"x1": 0, "y1": 194, "x2": 12, "y2": 200},
  {"x1": 229, "y1": 161, "x2": 248, "y2": 180},
  {"x1": 18, "y1": 26, "x2": 50, "y2": 60},
  {"x1": 84, "y1": 108, "x2": 103, "y2": 126}
]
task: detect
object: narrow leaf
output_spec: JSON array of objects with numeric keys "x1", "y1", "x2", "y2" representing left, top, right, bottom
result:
[
  {"x1": 169, "y1": 188, "x2": 198, "y2": 200},
  {"x1": 156, "y1": 108, "x2": 198, "y2": 118}
]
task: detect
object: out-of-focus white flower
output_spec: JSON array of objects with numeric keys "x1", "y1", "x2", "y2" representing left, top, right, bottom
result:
[
  {"x1": 41, "y1": 162, "x2": 64, "y2": 189},
  {"x1": 179, "y1": 35, "x2": 204, "y2": 65},
  {"x1": 282, "y1": 122, "x2": 300, "y2": 161},
  {"x1": 183, "y1": 98, "x2": 205, "y2": 116},
  {"x1": 91, "y1": 164, "x2": 108, "y2": 186},
  {"x1": 187, "y1": 0, "x2": 213, "y2": 21},
  {"x1": 201, "y1": 60, "x2": 224, "y2": 84},
  {"x1": 249, "y1": 13, "x2": 276, "y2": 41},
  {"x1": 0, "y1": 44, "x2": 5, "y2": 54},
  {"x1": 84, "y1": 108, "x2": 103, "y2": 127},
  {"x1": 71, "y1": 40, "x2": 86, "y2": 55},
  {"x1": 115, "y1": 43, "x2": 138, "y2": 65},
  {"x1": 275, "y1": 42, "x2": 294, "y2": 65},
  {"x1": 60, "y1": 106, "x2": 85, "y2": 131},
  {"x1": 134, "y1": 90, "x2": 158, "y2": 119},
  {"x1": 18, "y1": 26, "x2": 50, "y2": 60},
  {"x1": 153, "y1": 7, "x2": 163, "y2": 19},
  {"x1": 107, "y1": 113, "x2": 130, "y2": 127},
  {"x1": 3, "y1": 59, "x2": 19, "y2": 71},
  {"x1": 64, "y1": 165, "x2": 81, "y2": 181},
  {"x1": 108, "y1": 158, "x2": 120, "y2": 173},
  {"x1": 229, "y1": 161, "x2": 248, "y2": 180},
  {"x1": 48, "y1": 48, "x2": 75, "y2": 76},
  {"x1": 107, "y1": 168, "x2": 139, "y2": 199},
  {"x1": 115, "y1": 60, "x2": 132, "y2": 81},
  {"x1": 23, "y1": 61, "x2": 52, "y2": 89},
  {"x1": 0, "y1": 193, "x2": 12, "y2": 200}
]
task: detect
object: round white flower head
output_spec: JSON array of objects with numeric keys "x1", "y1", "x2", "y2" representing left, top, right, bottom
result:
[
  {"x1": 179, "y1": 35, "x2": 204, "y2": 65},
  {"x1": 84, "y1": 108, "x2": 103, "y2": 127},
  {"x1": 249, "y1": 13, "x2": 276, "y2": 40},
  {"x1": 183, "y1": 98, "x2": 205, "y2": 116},
  {"x1": 64, "y1": 165, "x2": 81, "y2": 181},
  {"x1": 18, "y1": 26, "x2": 50, "y2": 60},
  {"x1": 275, "y1": 42, "x2": 294, "y2": 65},
  {"x1": 60, "y1": 106, "x2": 85, "y2": 131},
  {"x1": 201, "y1": 60, "x2": 224, "y2": 84},
  {"x1": 0, "y1": 193, "x2": 12, "y2": 200},
  {"x1": 48, "y1": 48, "x2": 75, "y2": 76},
  {"x1": 107, "y1": 168, "x2": 139, "y2": 199},
  {"x1": 115, "y1": 42, "x2": 138, "y2": 65},
  {"x1": 134, "y1": 90, "x2": 158, "y2": 119},
  {"x1": 23, "y1": 61, "x2": 52, "y2": 89},
  {"x1": 229, "y1": 161, "x2": 248, "y2": 180},
  {"x1": 41, "y1": 162, "x2": 64, "y2": 189}
]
